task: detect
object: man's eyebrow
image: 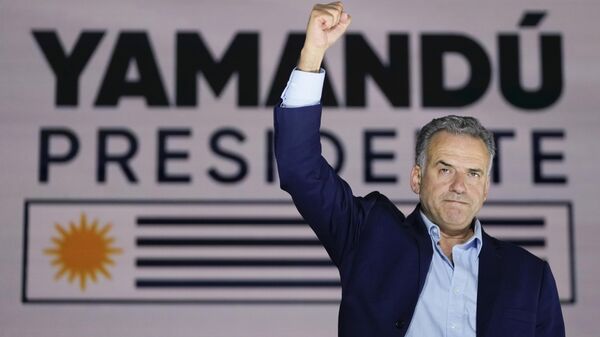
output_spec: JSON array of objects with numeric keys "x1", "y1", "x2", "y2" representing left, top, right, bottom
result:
[
  {"x1": 468, "y1": 168, "x2": 484, "y2": 173},
  {"x1": 436, "y1": 160, "x2": 453, "y2": 167},
  {"x1": 437, "y1": 160, "x2": 484, "y2": 173}
]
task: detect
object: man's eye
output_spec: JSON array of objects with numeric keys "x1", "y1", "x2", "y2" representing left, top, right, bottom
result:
[
  {"x1": 440, "y1": 168, "x2": 450, "y2": 174},
  {"x1": 469, "y1": 172, "x2": 481, "y2": 178}
]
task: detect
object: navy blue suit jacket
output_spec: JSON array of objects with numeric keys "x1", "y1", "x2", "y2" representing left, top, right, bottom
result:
[{"x1": 274, "y1": 103, "x2": 565, "y2": 337}]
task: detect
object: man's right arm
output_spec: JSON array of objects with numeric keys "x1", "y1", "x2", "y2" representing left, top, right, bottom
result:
[{"x1": 275, "y1": 3, "x2": 378, "y2": 268}]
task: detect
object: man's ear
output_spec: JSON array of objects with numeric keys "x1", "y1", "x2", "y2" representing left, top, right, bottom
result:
[{"x1": 410, "y1": 165, "x2": 421, "y2": 194}]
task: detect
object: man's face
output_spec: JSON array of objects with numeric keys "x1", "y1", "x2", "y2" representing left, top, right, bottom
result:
[{"x1": 410, "y1": 131, "x2": 490, "y2": 234}]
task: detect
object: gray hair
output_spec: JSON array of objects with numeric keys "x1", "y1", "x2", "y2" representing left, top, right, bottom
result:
[{"x1": 415, "y1": 115, "x2": 495, "y2": 173}]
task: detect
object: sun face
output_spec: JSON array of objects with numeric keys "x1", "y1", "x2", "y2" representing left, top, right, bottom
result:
[{"x1": 44, "y1": 213, "x2": 123, "y2": 291}]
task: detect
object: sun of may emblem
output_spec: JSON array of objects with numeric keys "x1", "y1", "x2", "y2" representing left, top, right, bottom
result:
[{"x1": 44, "y1": 213, "x2": 123, "y2": 291}]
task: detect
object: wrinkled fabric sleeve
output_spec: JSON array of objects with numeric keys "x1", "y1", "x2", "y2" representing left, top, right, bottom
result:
[
  {"x1": 535, "y1": 262, "x2": 566, "y2": 336},
  {"x1": 273, "y1": 103, "x2": 374, "y2": 268}
]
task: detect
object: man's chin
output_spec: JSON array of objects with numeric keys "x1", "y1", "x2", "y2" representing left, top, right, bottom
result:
[{"x1": 440, "y1": 211, "x2": 471, "y2": 228}]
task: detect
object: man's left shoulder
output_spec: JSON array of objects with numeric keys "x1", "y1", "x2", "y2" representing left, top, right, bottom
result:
[{"x1": 484, "y1": 231, "x2": 546, "y2": 268}]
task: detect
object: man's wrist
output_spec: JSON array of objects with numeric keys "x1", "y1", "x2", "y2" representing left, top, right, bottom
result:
[{"x1": 297, "y1": 47, "x2": 325, "y2": 72}]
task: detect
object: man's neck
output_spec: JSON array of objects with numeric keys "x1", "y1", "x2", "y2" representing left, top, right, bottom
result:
[
  {"x1": 419, "y1": 209, "x2": 476, "y2": 262},
  {"x1": 438, "y1": 228, "x2": 474, "y2": 262}
]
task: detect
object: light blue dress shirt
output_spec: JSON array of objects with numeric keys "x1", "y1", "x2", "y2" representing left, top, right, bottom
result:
[
  {"x1": 281, "y1": 69, "x2": 483, "y2": 336},
  {"x1": 405, "y1": 212, "x2": 482, "y2": 337}
]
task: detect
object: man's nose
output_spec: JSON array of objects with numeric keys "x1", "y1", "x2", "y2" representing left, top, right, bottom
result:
[{"x1": 449, "y1": 173, "x2": 466, "y2": 194}]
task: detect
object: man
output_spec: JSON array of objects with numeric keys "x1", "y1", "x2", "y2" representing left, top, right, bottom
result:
[{"x1": 274, "y1": 2, "x2": 565, "y2": 336}]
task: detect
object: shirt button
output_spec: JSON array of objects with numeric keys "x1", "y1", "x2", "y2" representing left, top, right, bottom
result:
[
  {"x1": 395, "y1": 320, "x2": 406, "y2": 329},
  {"x1": 450, "y1": 323, "x2": 457, "y2": 330},
  {"x1": 453, "y1": 287, "x2": 460, "y2": 295}
]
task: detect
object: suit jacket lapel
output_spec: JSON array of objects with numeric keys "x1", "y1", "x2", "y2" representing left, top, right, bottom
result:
[
  {"x1": 477, "y1": 230, "x2": 503, "y2": 337},
  {"x1": 404, "y1": 206, "x2": 433, "y2": 293}
]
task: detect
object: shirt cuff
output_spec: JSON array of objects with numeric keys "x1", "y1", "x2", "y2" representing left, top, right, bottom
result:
[{"x1": 280, "y1": 68, "x2": 326, "y2": 108}]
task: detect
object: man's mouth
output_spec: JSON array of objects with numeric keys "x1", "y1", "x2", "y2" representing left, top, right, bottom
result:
[{"x1": 444, "y1": 199, "x2": 469, "y2": 205}]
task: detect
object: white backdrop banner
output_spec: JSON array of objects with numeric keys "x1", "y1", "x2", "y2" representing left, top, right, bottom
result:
[{"x1": 1, "y1": 1, "x2": 599, "y2": 336}]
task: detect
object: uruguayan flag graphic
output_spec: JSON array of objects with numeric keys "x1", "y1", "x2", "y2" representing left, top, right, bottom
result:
[{"x1": 23, "y1": 200, "x2": 573, "y2": 303}]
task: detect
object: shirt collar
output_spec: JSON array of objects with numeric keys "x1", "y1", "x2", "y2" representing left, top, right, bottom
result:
[{"x1": 419, "y1": 211, "x2": 483, "y2": 255}]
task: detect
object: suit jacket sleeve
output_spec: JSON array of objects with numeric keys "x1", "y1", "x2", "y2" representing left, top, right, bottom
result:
[
  {"x1": 274, "y1": 103, "x2": 376, "y2": 269},
  {"x1": 536, "y1": 262, "x2": 566, "y2": 336}
]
